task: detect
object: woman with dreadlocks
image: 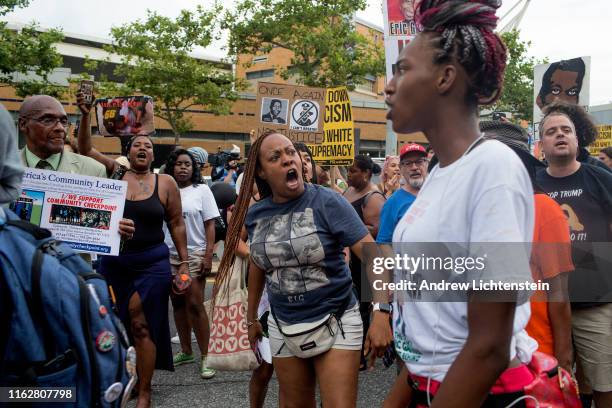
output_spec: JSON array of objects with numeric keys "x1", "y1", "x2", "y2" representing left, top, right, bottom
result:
[
  {"x1": 213, "y1": 130, "x2": 392, "y2": 407},
  {"x1": 384, "y1": 1, "x2": 538, "y2": 407}
]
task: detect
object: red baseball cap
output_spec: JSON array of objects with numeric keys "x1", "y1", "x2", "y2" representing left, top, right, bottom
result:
[{"x1": 399, "y1": 143, "x2": 427, "y2": 159}]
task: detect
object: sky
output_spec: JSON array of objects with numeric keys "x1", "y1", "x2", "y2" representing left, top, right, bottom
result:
[{"x1": 4, "y1": 0, "x2": 612, "y2": 105}]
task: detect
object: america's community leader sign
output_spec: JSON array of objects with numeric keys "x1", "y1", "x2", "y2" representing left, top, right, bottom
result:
[{"x1": 256, "y1": 82, "x2": 355, "y2": 165}]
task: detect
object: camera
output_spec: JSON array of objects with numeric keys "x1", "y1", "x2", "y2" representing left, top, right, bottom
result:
[{"x1": 209, "y1": 150, "x2": 241, "y2": 181}]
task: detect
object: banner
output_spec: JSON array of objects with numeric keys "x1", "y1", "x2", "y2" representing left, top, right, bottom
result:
[
  {"x1": 383, "y1": 0, "x2": 421, "y2": 81},
  {"x1": 533, "y1": 57, "x2": 590, "y2": 141},
  {"x1": 588, "y1": 125, "x2": 612, "y2": 155},
  {"x1": 10, "y1": 168, "x2": 127, "y2": 255},
  {"x1": 256, "y1": 82, "x2": 355, "y2": 165},
  {"x1": 95, "y1": 96, "x2": 155, "y2": 136}
]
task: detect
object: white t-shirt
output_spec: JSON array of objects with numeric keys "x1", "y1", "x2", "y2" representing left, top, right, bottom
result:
[
  {"x1": 392, "y1": 139, "x2": 535, "y2": 382},
  {"x1": 164, "y1": 183, "x2": 220, "y2": 255}
]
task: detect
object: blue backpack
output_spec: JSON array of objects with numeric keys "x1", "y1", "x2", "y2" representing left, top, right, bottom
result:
[{"x1": 0, "y1": 209, "x2": 135, "y2": 407}]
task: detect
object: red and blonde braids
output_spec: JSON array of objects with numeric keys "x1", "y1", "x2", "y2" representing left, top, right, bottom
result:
[
  {"x1": 211, "y1": 130, "x2": 276, "y2": 305},
  {"x1": 415, "y1": 0, "x2": 507, "y2": 105}
]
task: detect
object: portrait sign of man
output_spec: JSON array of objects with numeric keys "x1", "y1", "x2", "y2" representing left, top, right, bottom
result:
[
  {"x1": 536, "y1": 58, "x2": 586, "y2": 110},
  {"x1": 261, "y1": 98, "x2": 287, "y2": 124}
]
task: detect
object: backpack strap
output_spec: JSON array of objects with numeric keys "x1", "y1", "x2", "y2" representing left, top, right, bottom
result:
[
  {"x1": 5, "y1": 220, "x2": 52, "y2": 240},
  {"x1": 31, "y1": 248, "x2": 56, "y2": 360},
  {"x1": 77, "y1": 276, "x2": 100, "y2": 407}
]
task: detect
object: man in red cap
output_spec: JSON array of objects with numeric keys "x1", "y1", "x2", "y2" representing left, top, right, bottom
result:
[{"x1": 376, "y1": 143, "x2": 429, "y2": 244}]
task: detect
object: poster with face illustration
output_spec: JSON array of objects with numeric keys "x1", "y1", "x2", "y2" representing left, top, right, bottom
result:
[
  {"x1": 533, "y1": 57, "x2": 590, "y2": 141},
  {"x1": 383, "y1": 0, "x2": 422, "y2": 82}
]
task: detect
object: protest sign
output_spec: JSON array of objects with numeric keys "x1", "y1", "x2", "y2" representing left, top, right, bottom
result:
[
  {"x1": 532, "y1": 57, "x2": 590, "y2": 141},
  {"x1": 588, "y1": 125, "x2": 612, "y2": 155},
  {"x1": 95, "y1": 96, "x2": 155, "y2": 136},
  {"x1": 256, "y1": 82, "x2": 325, "y2": 145},
  {"x1": 383, "y1": 0, "x2": 421, "y2": 81},
  {"x1": 256, "y1": 82, "x2": 355, "y2": 165},
  {"x1": 308, "y1": 87, "x2": 355, "y2": 165},
  {"x1": 10, "y1": 168, "x2": 127, "y2": 255}
]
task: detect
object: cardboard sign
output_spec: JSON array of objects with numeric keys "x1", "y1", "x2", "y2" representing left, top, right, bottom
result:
[
  {"x1": 11, "y1": 168, "x2": 127, "y2": 255},
  {"x1": 588, "y1": 125, "x2": 612, "y2": 155},
  {"x1": 95, "y1": 96, "x2": 155, "y2": 136},
  {"x1": 532, "y1": 57, "x2": 590, "y2": 141},
  {"x1": 383, "y1": 0, "x2": 421, "y2": 82},
  {"x1": 256, "y1": 82, "x2": 355, "y2": 165},
  {"x1": 256, "y1": 82, "x2": 325, "y2": 145}
]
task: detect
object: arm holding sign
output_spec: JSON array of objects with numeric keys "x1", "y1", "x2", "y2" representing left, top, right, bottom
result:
[{"x1": 76, "y1": 91, "x2": 119, "y2": 177}]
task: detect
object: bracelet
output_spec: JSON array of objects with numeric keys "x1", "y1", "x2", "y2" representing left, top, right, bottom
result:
[{"x1": 246, "y1": 320, "x2": 259, "y2": 328}]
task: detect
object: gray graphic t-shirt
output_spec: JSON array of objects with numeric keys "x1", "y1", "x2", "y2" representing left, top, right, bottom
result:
[{"x1": 246, "y1": 184, "x2": 368, "y2": 323}]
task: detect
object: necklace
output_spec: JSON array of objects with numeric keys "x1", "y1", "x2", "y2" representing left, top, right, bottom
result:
[{"x1": 128, "y1": 169, "x2": 151, "y2": 196}]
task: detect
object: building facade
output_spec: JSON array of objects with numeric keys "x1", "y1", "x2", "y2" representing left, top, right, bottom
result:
[{"x1": 2, "y1": 20, "x2": 425, "y2": 162}]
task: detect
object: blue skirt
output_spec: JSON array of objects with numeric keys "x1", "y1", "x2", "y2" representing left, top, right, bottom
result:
[{"x1": 99, "y1": 242, "x2": 173, "y2": 371}]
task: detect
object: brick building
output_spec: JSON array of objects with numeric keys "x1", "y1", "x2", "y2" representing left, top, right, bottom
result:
[{"x1": 2, "y1": 19, "x2": 424, "y2": 162}]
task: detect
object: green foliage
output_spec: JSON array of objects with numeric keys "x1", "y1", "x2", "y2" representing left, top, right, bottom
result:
[
  {"x1": 100, "y1": 5, "x2": 244, "y2": 143},
  {"x1": 491, "y1": 30, "x2": 546, "y2": 122},
  {"x1": 224, "y1": 0, "x2": 384, "y2": 90},
  {"x1": 0, "y1": 1, "x2": 64, "y2": 97}
]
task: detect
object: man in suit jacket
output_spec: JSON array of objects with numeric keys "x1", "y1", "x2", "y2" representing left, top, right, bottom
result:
[{"x1": 18, "y1": 95, "x2": 106, "y2": 177}]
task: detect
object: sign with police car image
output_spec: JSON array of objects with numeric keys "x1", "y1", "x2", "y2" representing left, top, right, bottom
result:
[{"x1": 256, "y1": 82, "x2": 354, "y2": 165}]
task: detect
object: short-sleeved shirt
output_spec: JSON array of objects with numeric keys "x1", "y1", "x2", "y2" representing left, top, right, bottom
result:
[
  {"x1": 526, "y1": 193, "x2": 574, "y2": 356},
  {"x1": 376, "y1": 188, "x2": 416, "y2": 244},
  {"x1": 536, "y1": 164, "x2": 612, "y2": 306},
  {"x1": 245, "y1": 184, "x2": 368, "y2": 324},
  {"x1": 392, "y1": 140, "x2": 535, "y2": 381},
  {"x1": 164, "y1": 183, "x2": 220, "y2": 255}
]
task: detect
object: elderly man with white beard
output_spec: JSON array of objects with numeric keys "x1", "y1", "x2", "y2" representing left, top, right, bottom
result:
[{"x1": 376, "y1": 143, "x2": 429, "y2": 244}]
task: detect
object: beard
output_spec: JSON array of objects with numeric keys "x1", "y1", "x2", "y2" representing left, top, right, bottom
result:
[{"x1": 407, "y1": 177, "x2": 424, "y2": 189}]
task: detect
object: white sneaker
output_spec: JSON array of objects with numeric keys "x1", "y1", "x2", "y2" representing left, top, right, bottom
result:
[{"x1": 171, "y1": 332, "x2": 197, "y2": 344}]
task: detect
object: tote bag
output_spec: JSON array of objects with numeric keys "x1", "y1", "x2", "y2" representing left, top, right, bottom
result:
[{"x1": 205, "y1": 256, "x2": 258, "y2": 371}]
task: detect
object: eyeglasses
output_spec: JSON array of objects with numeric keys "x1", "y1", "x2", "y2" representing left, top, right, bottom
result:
[
  {"x1": 400, "y1": 158, "x2": 428, "y2": 167},
  {"x1": 25, "y1": 116, "x2": 70, "y2": 128}
]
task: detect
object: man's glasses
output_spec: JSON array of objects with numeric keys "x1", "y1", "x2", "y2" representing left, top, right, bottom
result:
[
  {"x1": 400, "y1": 158, "x2": 428, "y2": 167},
  {"x1": 24, "y1": 115, "x2": 70, "y2": 128}
]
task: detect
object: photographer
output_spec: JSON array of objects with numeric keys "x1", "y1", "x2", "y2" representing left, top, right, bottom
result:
[
  {"x1": 210, "y1": 146, "x2": 241, "y2": 187},
  {"x1": 222, "y1": 159, "x2": 239, "y2": 186}
]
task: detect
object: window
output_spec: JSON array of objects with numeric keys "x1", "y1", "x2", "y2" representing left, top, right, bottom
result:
[
  {"x1": 356, "y1": 75, "x2": 377, "y2": 93},
  {"x1": 253, "y1": 55, "x2": 268, "y2": 64},
  {"x1": 246, "y1": 69, "x2": 275, "y2": 80}
]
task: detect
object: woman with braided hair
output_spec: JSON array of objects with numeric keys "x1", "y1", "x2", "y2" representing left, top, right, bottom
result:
[
  {"x1": 384, "y1": 1, "x2": 538, "y2": 407},
  {"x1": 213, "y1": 130, "x2": 392, "y2": 407}
]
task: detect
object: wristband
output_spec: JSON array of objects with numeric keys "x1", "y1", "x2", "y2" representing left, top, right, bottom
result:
[{"x1": 247, "y1": 320, "x2": 259, "y2": 328}]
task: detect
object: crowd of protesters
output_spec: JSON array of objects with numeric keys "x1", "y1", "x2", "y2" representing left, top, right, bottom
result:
[{"x1": 1, "y1": 0, "x2": 612, "y2": 407}]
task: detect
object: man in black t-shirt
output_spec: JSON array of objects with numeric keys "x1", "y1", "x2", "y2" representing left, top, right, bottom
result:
[{"x1": 536, "y1": 110, "x2": 612, "y2": 406}]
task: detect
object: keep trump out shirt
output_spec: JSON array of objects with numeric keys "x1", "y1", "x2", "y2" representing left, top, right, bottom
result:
[{"x1": 536, "y1": 164, "x2": 612, "y2": 306}]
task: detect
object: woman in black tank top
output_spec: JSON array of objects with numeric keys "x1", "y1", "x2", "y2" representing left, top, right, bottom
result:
[
  {"x1": 342, "y1": 155, "x2": 386, "y2": 369},
  {"x1": 98, "y1": 135, "x2": 190, "y2": 408}
]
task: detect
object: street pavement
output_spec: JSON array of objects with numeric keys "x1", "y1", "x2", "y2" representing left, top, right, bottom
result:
[{"x1": 128, "y1": 277, "x2": 397, "y2": 407}]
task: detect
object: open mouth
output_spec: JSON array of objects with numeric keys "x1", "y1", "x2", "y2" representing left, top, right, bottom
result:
[
  {"x1": 136, "y1": 152, "x2": 147, "y2": 159},
  {"x1": 286, "y1": 168, "x2": 299, "y2": 188},
  {"x1": 555, "y1": 141, "x2": 568, "y2": 147}
]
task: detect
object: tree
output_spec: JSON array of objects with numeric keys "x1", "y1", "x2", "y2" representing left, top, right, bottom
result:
[
  {"x1": 103, "y1": 6, "x2": 244, "y2": 144},
  {"x1": 224, "y1": 0, "x2": 384, "y2": 90},
  {"x1": 491, "y1": 29, "x2": 546, "y2": 122},
  {"x1": 0, "y1": 0, "x2": 64, "y2": 97}
]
